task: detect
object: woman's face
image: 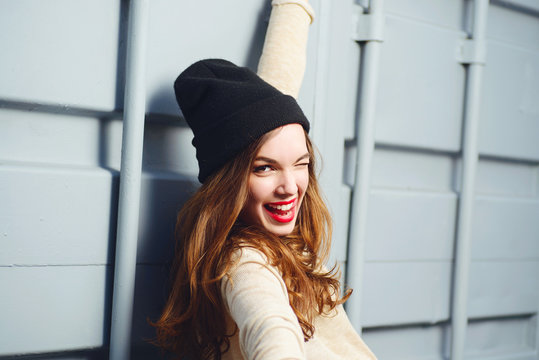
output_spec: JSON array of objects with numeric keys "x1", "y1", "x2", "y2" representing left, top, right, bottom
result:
[{"x1": 240, "y1": 124, "x2": 310, "y2": 236}]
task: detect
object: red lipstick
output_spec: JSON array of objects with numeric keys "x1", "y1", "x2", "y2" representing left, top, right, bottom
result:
[{"x1": 264, "y1": 198, "x2": 297, "y2": 223}]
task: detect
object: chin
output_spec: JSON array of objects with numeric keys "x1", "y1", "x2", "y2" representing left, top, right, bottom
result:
[
  {"x1": 267, "y1": 224, "x2": 295, "y2": 237},
  {"x1": 262, "y1": 215, "x2": 298, "y2": 236}
]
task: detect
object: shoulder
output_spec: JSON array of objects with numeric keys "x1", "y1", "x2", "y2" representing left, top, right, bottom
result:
[
  {"x1": 222, "y1": 246, "x2": 288, "y2": 299},
  {"x1": 229, "y1": 246, "x2": 269, "y2": 264},
  {"x1": 226, "y1": 246, "x2": 283, "y2": 281}
]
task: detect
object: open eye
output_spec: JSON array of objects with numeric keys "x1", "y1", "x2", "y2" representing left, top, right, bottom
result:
[{"x1": 254, "y1": 165, "x2": 273, "y2": 173}]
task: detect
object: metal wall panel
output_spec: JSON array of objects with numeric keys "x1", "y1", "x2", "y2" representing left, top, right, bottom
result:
[
  {"x1": 0, "y1": 110, "x2": 122, "y2": 169},
  {"x1": 468, "y1": 261, "x2": 539, "y2": 317},
  {"x1": 0, "y1": 0, "x2": 122, "y2": 110},
  {"x1": 361, "y1": 262, "x2": 452, "y2": 326},
  {"x1": 363, "y1": 324, "x2": 450, "y2": 360},
  {"x1": 487, "y1": 3, "x2": 539, "y2": 49},
  {"x1": 465, "y1": 316, "x2": 538, "y2": 360},
  {"x1": 363, "y1": 317, "x2": 539, "y2": 360},
  {"x1": 476, "y1": 159, "x2": 538, "y2": 197},
  {"x1": 0, "y1": 266, "x2": 110, "y2": 355},
  {"x1": 472, "y1": 198, "x2": 539, "y2": 260},
  {"x1": 140, "y1": 123, "x2": 198, "y2": 175},
  {"x1": 478, "y1": 4, "x2": 539, "y2": 161},
  {"x1": 374, "y1": 15, "x2": 465, "y2": 151},
  {"x1": 1, "y1": 165, "x2": 117, "y2": 265},
  {"x1": 365, "y1": 190, "x2": 456, "y2": 261},
  {"x1": 135, "y1": 174, "x2": 196, "y2": 264},
  {"x1": 479, "y1": 43, "x2": 539, "y2": 160},
  {"x1": 385, "y1": 0, "x2": 466, "y2": 29},
  {"x1": 130, "y1": 264, "x2": 169, "y2": 346},
  {"x1": 371, "y1": 149, "x2": 455, "y2": 192}
]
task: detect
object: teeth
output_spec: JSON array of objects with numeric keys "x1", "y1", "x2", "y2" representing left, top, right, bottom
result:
[{"x1": 268, "y1": 202, "x2": 293, "y2": 211}]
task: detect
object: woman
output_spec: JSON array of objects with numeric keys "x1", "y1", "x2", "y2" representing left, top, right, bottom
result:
[{"x1": 154, "y1": 1, "x2": 376, "y2": 359}]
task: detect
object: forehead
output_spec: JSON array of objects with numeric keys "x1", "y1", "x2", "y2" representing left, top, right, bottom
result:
[{"x1": 256, "y1": 124, "x2": 308, "y2": 159}]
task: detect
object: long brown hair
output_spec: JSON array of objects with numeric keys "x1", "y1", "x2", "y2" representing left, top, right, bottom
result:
[{"x1": 152, "y1": 131, "x2": 349, "y2": 359}]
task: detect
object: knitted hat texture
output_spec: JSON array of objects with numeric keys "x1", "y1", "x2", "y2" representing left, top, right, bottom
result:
[{"x1": 174, "y1": 59, "x2": 310, "y2": 183}]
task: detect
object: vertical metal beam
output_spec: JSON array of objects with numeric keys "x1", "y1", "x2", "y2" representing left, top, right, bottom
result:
[
  {"x1": 346, "y1": 0, "x2": 384, "y2": 334},
  {"x1": 535, "y1": 313, "x2": 539, "y2": 359},
  {"x1": 311, "y1": 0, "x2": 331, "y2": 146},
  {"x1": 450, "y1": 0, "x2": 489, "y2": 359},
  {"x1": 109, "y1": 0, "x2": 149, "y2": 359}
]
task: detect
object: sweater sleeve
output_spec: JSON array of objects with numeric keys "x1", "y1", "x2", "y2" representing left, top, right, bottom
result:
[
  {"x1": 221, "y1": 248, "x2": 305, "y2": 360},
  {"x1": 257, "y1": 0, "x2": 314, "y2": 99}
]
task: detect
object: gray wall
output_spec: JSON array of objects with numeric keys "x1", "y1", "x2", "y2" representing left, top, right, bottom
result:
[{"x1": 1, "y1": 0, "x2": 538, "y2": 359}]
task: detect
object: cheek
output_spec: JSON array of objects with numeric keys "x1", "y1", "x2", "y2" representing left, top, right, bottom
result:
[
  {"x1": 299, "y1": 171, "x2": 309, "y2": 194},
  {"x1": 247, "y1": 177, "x2": 273, "y2": 206}
]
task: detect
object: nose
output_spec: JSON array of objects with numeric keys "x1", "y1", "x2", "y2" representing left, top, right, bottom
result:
[{"x1": 275, "y1": 170, "x2": 298, "y2": 196}]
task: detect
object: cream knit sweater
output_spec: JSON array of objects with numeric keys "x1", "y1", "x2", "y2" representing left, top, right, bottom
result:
[
  {"x1": 220, "y1": 1, "x2": 377, "y2": 359},
  {"x1": 257, "y1": 0, "x2": 314, "y2": 99},
  {"x1": 221, "y1": 248, "x2": 377, "y2": 359}
]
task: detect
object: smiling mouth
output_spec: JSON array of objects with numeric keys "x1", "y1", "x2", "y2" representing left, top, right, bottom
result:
[{"x1": 264, "y1": 199, "x2": 296, "y2": 223}]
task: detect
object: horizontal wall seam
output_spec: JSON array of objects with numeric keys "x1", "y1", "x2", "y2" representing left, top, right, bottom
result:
[
  {"x1": 0, "y1": 161, "x2": 121, "y2": 174},
  {"x1": 362, "y1": 313, "x2": 538, "y2": 331},
  {"x1": 0, "y1": 264, "x2": 112, "y2": 268},
  {"x1": 469, "y1": 258, "x2": 539, "y2": 263},
  {"x1": 478, "y1": 152, "x2": 539, "y2": 164},
  {"x1": 365, "y1": 259, "x2": 454, "y2": 264},
  {"x1": 475, "y1": 192, "x2": 539, "y2": 200},
  {"x1": 478, "y1": 154, "x2": 539, "y2": 166},
  {"x1": 491, "y1": 0, "x2": 539, "y2": 17},
  {"x1": 365, "y1": 258, "x2": 539, "y2": 264},
  {"x1": 0, "y1": 263, "x2": 166, "y2": 268},
  {"x1": 485, "y1": 38, "x2": 539, "y2": 54},
  {"x1": 0, "y1": 99, "x2": 186, "y2": 125},
  {"x1": 370, "y1": 187, "x2": 458, "y2": 196},
  {"x1": 475, "y1": 195, "x2": 539, "y2": 203},
  {"x1": 0, "y1": 98, "x2": 123, "y2": 119},
  {"x1": 0, "y1": 161, "x2": 196, "y2": 181},
  {"x1": 383, "y1": 12, "x2": 469, "y2": 34},
  {"x1": 375, "y1": 141, "x2": 461, "y2": 155},
  {"x1": 464, "y1": 350, "x2": 538, "y2": 360},
  {"x1": 468, "y1": 313, "x2": 538, "y2": 321}
]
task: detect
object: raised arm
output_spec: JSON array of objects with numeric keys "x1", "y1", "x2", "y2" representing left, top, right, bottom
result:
[{"x1": 257, "y1": 0, "x2": 314, "y2": 99}]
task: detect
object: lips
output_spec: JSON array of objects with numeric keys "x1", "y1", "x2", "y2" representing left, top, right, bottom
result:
[{"x1": 264, "y1": 198, "x2": 296, "y2": 223}]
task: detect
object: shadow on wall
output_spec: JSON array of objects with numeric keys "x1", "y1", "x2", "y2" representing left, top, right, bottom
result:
[
  {"x1": 145, "y1": 0, "x2": 270, "y2": 117},
  {"x1": 0, "y1": 344, "x2": 165, "y2": 360},
  {"x1": 132, "y1": 174, "x2": 199, "y2": 344},
  {"x1": 244, "y1": 0, "x2": 272, "y2": 70}
]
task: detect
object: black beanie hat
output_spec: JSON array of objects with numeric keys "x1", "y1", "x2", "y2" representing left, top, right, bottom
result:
[{"x1": 174, "y1": 59, "x2": 310, "y2": 183}]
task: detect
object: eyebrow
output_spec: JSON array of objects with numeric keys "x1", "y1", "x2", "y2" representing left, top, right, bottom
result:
[{"x1": 254, "y1": 153, "x2": 310, "y2": 164}]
